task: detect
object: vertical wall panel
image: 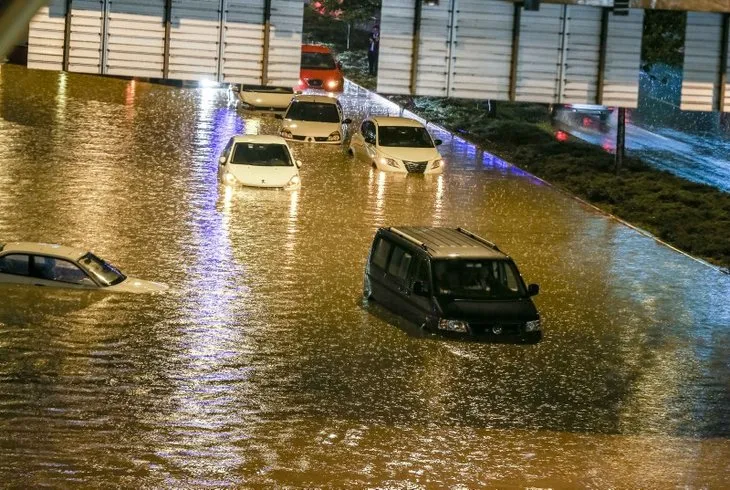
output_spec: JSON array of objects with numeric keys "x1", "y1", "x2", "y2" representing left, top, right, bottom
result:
[
  {"x1": 515, "y1": 4, "x2": 564, "y2": 103},
  {"x1": 449, "y1": 0, "x2": 513, "y2": 100},
  {"x1": 267, "y1": 0, "x2": 303, "y2": 87},
  {"x1": 106, "y1": 0, "x2": 166, "y2": 78},
  {"x1": 68, "y1": 0, "x2": 105, "y2": 74},
  {"x1": 168, "y1": 0, "x2": 222, "y2": 81},
  {"x1": 561, "y1": 6, "x2": 602, "y2": 104},
  {"x1": 601, "y1": 8, "x2": 643, "y2": 107},
  {"x1": 27, "y1": 0, "x2": 67, "y2": 71},
  {"x1": 681, "y1": 12, "x2": 725, "y2": 111},
  {"x1": 376, "y1": 0, "x2": 414, "y2": 95},
  {"x1": 414, "y1": 0, "x2": 452, "y2": 96},
  {"x1": 222, "y1": 0, "x2": 265, "y2": 84}
]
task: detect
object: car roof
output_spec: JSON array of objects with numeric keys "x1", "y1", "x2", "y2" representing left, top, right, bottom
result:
[
  {"x1": 301, "y1": 44, "x2": 332, "y2": 54},
  {"x1": 231, "y1": 135, "x2": 289, "y2": 145},
  {"x1": 0, "y1": 241, "x2": 88, "y2": 261},
  {"x1": 291, "y1": 95, "x2": 338, "y2": 105},
  {"x1": 371, "y1": 116, "x2": 425, "y2": 128},
  {"x1": 384, "y1": 227, "x2": 508, "y2": 260}
]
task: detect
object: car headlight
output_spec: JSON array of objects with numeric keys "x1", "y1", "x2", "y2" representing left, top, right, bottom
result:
[
  {"x1": 328, "y1": 131, "x2": 341, "y2": 141},
  {"x1": 286, "y1": 174, "x2": 301, "y2": 189},
  {"x1": 438, "y1": 319, "x2": 469, "y2": 333},
  {"x1": 432, "y1": 158, "x2": 444, "y2": 169},
  {"x1": 525, "y1": 319, "x2": 541, "y2": 332},
  {"x1": 280, "y1": 129, "x2": 293, "y2": 138},
  {"x1": 379, "y1": 157, "x2": 400, "y2": 168},
  {"x1": 223, "y1": 172, "x2": 237, "y2": 185},
  {"x1": 326, "y1": 79, "x2": 341, "y2": 90}
]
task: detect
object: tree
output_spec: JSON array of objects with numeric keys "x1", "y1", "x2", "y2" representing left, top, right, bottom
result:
[
  {"x1": 313, "y1": 0, "x2": 381, "y2": 24},
  {"x1": 642, "y1": 10, "x2": 686, "y2": 69}
]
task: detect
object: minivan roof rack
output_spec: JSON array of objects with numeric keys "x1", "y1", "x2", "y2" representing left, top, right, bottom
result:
[
  {"x1": 456, "y1": 227, "x2": 501, "y2": 252},
  {"x1": 388, "y1": 227, "x2": 430, "y2": 251}
]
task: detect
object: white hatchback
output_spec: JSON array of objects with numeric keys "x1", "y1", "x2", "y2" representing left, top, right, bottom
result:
[
  {"x1": 218, "y1": 135, "x2": 301, "y2": 190},
  {"x1": 349, "y1": 117, "x2": 444, "y2": 174},
  {"x1": 276, "y1": 95, "x2": 351, "y2": 144},
  {"x1": 0, "y1": 242, "x2": 168, "y2": 294}
]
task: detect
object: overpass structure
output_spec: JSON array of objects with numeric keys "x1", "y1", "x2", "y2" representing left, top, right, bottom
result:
[
  {"x1": 14, "y1": 0, "x2": 730, "y2": 114},
  {"x1": 26, "y1": 0, "x2": 303, "y2": 87}
]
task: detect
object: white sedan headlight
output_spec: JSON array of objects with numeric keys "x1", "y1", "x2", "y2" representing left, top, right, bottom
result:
[
  {"x1": 379, "y1": 156, "x2": 400, "y2": 168},
  {"x1": 439, "y1": 319, "x2": 469, "y2": 333},
  {"x1": 432, "y1": 158, "x2": 445, "y2": 169},
  {"x1": 280, "y1": 129, "x2": 293, "y2": 138},
  {"x1": 223, "y1": 172, "x2": 237, "y2": 185},
  {"x1": 328, "y1": 131, "x2": 341, "y2": 141},
  {"x1": 525, "y1": 319, "x2": 541, "y2": 332},
  {"x1": 285, "y1": 174, "x2": 301, "y2": 189}
]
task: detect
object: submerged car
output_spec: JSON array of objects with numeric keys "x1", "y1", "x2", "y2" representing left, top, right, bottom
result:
[
  {"x1": 276, "y1": 95, "x2": 351, "y2": 144},
  {"x1": 349, "y1": 117, "x2": 444, "y2": 174},
  {"x1": 218, "y1": 135, "x2": 301, "y2": 189},
  {"x1": 363, "y1": 227, "x2": 542, "y2": 343},
  {"x1": 0, "y1": 242, "x2": 168, "y2": 294},
  {"x1": 297, "y1": 44, "x2": 345, "y2": 93},
  {"x1": 237, "y1": 85, "x2": 296, "y2": 111}
]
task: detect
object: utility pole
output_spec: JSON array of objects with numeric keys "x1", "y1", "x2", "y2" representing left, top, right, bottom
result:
[{"x1": 615, "y1": 107, "x2": 626, "y2": 174}]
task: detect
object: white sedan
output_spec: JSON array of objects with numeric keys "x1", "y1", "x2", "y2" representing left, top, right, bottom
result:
[
  {"x1": 237, "y1": 85, "x2": 296, "y2": 111},
  {"x1": 218, "y1": 135, "x2": 301, "y2": 190},
  {"x1": 0, "y1": 242, "x2": 168, "y2": 293},
  {"x1": 276, "y1": 95, "x2": 351, "y2": 144},
  {"x1": 349, "y1": 116, "x2": 444, "y2": 174}
]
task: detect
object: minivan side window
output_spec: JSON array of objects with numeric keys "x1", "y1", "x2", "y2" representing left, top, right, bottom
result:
[
  {"x1": 387, "y1": 246, "x2": 413, "y2": 281},
  {"x1": 411, "y1": 256, "x2": 430, "y2": 288},
  {"x1": 371, "y1": 237, "x2": 392, "y2": 270},
  {"x1": 0, "y1": 254, "x2": 30, "y2": 275}
]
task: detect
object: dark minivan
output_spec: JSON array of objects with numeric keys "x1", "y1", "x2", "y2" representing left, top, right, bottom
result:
[{"x1": 363, "y1": 227, "x2": 542, "y2": 342}]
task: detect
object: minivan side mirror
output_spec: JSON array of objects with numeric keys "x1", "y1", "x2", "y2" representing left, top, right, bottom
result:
[
  {"x1": 343, "y1": 118, "x2": 352, "y2": 125},
  {"x1": 219, "y1": 156, "x2": 226, "y2": 165},
  {"x1": 527, "y1": 284, "x2": 539, "y2": 296},
  {"x1": 434, "y1": 139, "x2": 443, "y2": 146},
  {"x1": 412, "y1": 280, "x2": 429, "y2": 296},
  {"x1": 275, "y1": 113, "x2": 283, "y2": 120},
  {"x1": 295, "y1": 160, "x2": 302, "y2": 168}
]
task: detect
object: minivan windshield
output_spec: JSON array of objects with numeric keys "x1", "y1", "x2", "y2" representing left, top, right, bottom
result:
[
  {"x1": 285, "y1": 101, "x2": 340, "y2": 123},
  {"x1": 301, "y1": 52, "x2": 337, "y2": 70},
  {"x1": 432, "y1": 259, "x2": 526, "y2": 299},
  {"x1": 378, "y1": 126, "x2": 434, "y2": 148},
  {"x1": 231, "y1": 143, "x2": 292, "y2": 166},
  {"x1": 78, "y1": 253, "x2": 126, "y2": 286}
]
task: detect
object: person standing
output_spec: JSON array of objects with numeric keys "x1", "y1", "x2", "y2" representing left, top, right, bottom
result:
[{"x1": 368, "y1": 25, "x2": 380, "y2": 76}]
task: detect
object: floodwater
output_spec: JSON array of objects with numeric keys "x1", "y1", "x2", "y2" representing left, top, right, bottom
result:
[{"x1": 1, "y1": 64, "x2": 729, "y2": 488}]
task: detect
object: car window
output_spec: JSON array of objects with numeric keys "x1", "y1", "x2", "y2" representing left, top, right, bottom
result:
[
  {"x1": 432, "y1": 259, "x2": 526, "y2": 299},
  {"x1": 230, "y1": 143, "x2": 293, "y2": 167},
  {"x1": 387, "y1": 247, "x2": 413, "y2": 281},
  {"x1": 78, "y1": 253, "x2": 126, "y2": 286},
  {"x1": 363, "y1": 121, "x2": 376, "y2": 142},
  {"x1": 222, "y1": 137, "x2": 234, "y2": 160},
  {"x1": 371, "y1": 237, "x2": 392, "y2": 270},
  {"x1": 285, "y1": 101, "x2": 340, "y2": 123},
  {"x1": 411, "y1": 256, "x2": 430, "y2": 286},
  {"x1": 301, "y1": 51, "x2": 337, "y2": 70},
  {"x1": 378, "y1": 126, "x2": 434, "y2": 148},
  {"x1": 32, "y1": 256, "x2": 94, "y2": 285},
  {"x1": 0, "y1": 254, "x2": 30, "y2": 275}
]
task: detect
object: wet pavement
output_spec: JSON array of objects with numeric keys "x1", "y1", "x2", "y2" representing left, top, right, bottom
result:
[{"x1": 1, "y1": 64, "x2": 729, "y2": 487}]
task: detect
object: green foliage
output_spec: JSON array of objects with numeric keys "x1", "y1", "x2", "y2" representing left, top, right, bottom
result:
[
  {"x1": 315, "y1": 0, "x2": 381, "y2": 23},
  {"x1": 642, "y1": 10, "x2": 686, "y2": 69}
]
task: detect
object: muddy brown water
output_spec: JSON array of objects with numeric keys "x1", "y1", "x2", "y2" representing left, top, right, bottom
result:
[{"x1": 1, "y1": 65, "x2": 729, "y2": 487}]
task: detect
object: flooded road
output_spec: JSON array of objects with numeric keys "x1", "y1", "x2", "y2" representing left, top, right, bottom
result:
[{"x1": 1, "y1": 64, "x2": 729, "y2": 487}]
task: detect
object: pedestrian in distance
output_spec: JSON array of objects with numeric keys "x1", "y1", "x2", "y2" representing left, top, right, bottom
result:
[{"x1": 368, "y1": 25, "x2": 380, "y2": 76}]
